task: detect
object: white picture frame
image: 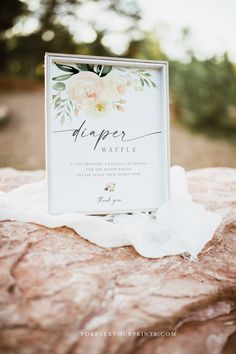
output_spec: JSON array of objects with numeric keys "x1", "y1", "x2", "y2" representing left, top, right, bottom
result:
[{"x1": 45, "y1": 53, "x2": 170, "y2": 214}]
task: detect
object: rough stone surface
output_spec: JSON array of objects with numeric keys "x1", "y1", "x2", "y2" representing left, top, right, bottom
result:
[{"x1": 0, "y1": 167, "x2": 236, "y2": 354}]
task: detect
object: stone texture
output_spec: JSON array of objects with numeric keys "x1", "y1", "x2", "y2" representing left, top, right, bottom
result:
[{"x1": 0, "y1": 167, "x2": 236, "y2": 354}]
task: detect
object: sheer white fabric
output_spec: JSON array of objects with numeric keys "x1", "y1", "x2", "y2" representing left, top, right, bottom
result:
[{"x1": 0, "y1": 166, "x2": 221, "y2": 258}]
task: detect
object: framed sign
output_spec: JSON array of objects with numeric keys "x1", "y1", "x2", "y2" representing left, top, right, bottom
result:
[{"x1": 45, "y1": 53, "x2": 170, "y2": 214}]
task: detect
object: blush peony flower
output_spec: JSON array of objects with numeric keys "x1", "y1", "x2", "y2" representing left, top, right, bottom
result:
[
  {"x1": 66, "y1": 71, "x2": 105, "y2": 106},
  {"x1": 65, "y1": 70, "x2": 130, "y2": 118},
  {"x1": 102, "y1": 71, "x2": 127, "y2": 101}
]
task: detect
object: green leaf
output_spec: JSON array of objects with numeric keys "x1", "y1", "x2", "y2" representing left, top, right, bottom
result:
[
  {"x1": 75, "y1": 63, "x2": 89, "y2": 71},
  {"x1": 77, "y1": 63, "x2": 97, "y2": 73},
  {"x1": 144, "y1": 78, "x2": 150, "y2": 87},
  {"x1": 151, "y1": 81, "x2": 157, "y2": 88},
  {"x1": 67, "y1": 103, "x2": 72, "y2": 112},
  {"x1": 86, "y1": 64, "x2": 95, "y2": 72},
  {"x1": 144, "y1": 73, "x2": 151, "y2": 77},
  {"x1": 69, "y1": 100, "x2": 74, "y2": 109},
  {"x1": 54, "y1": 62, "x2": 79, "y2": 74},
  {"x1": 55, "y1": 98, "x2": 61, "y2": 108},
  {"x1": 75, "y1": 63, "x2": 112, "y2": 77},
  {"x1": 52, "y1": 82, "x2": 65, "y2": 91},
  {"x1": 97, "y1": 64, "x2": 103, "y2": 73},
  {"x1": 52, "y1": 74, "x2": 73, "y2": 81},
  {"x1": 100, "y1": 65, "x2": 112, "y2": 77},
  {"x1": 140, "y1": 78, "x2": 144, "y2": 87}
]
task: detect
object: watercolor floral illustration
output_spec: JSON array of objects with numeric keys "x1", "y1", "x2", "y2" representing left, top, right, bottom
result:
[
  {"x1": 104, "y1": 182, "x2": 116, "y2": 192},
  {"x1": 52, "y1": 62, "x2": 157, "y2": 125}
]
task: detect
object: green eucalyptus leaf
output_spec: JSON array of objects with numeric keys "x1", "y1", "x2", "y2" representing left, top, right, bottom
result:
[
  {"x1": 54, "y1": 96, "x2": 60, "y2": 104},
  {"x1": 55, "y1": 99, "x2": 61, "y2": 108},
  {"x1": 86, "y1": 64, "x2": 95, "y2": 72},
  {"x1": 52, "y1": 74, "x2": 73, "y2": 81},
  {"x1": 69, "y1": 100, "x2": 74, "y2": 109},
  {"x1": 97, "y1": 65, "x2": 103, "y2": 73},
  {"x1": 100, "y1": 65, "x2": 112, "y2": 77},
  {"x1": 144, "y1": 78, "x2": 150, "y2": 87},
  {"x1": 52, "y1": 82, "x2": 65, "y2": 91},
  {"x1": 76, "y1": 63, "x2": 96, "y2": 73},
  {"x1": 54, "y1": 62, "x2": 79, "y2": 74},
  {"x1": 151, "y1": 81, "x2": 157, "y2": 88},
  {"x1": 75, "y1": 63, "x2": 89, "y2": 71}
]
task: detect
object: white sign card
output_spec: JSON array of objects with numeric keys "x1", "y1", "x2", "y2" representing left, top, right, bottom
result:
[{"x1": 45, "y1": 53, "x2": 170, "y2": 214}]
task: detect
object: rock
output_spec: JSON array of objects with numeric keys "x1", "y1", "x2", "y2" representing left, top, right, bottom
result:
[{"x1": 0, "y1": 167, "x2": 235, "y2": 354}]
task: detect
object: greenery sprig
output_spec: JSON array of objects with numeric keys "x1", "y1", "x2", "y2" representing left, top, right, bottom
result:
[
  {"x1": 52, "y1": 82, "x2": 75, "y2": 125},
  {"x1": 52, "y1": 62, "x2": 112, "y2": 81}
]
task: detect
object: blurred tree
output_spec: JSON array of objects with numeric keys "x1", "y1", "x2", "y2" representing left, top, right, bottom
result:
[
  {"x1": 1, "y1": 0, "x2": 143, "y2": 78},
  {"x1": 0, "y1": 0, "x2": 25, "y2": 70},
  {"x1": 170, "y1": 54, "x2": 236, "y2": 139},
  {"x1": 127, "y1": 32, "x2": 166, "y2": 60}
]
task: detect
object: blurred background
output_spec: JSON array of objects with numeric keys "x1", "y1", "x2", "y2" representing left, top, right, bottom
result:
[{"x1": 0, "y1": 0, "x2": 236, "y2": 170}]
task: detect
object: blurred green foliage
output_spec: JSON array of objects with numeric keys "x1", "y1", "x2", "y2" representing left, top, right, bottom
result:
[
  {"x1": 0, "y1": 0, "x2": 236, "y2": 140},
  {"x1": 170, "y1": 55, "x2": 236, "y2": 140},
  {"x1": 1, "y1": 0, "x2": 145, "y2": 76}
]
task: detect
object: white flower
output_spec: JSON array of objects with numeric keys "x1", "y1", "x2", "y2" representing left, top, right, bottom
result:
[
  {"x1": 65, "y1": 69, "x2": 129, "y2": 118},
  {"x1": 66, "y1": 71, "x2": 105, "y2": 106},
  {"x1": 85, "y1": 100, "x2": 111, "y2": 118}
]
